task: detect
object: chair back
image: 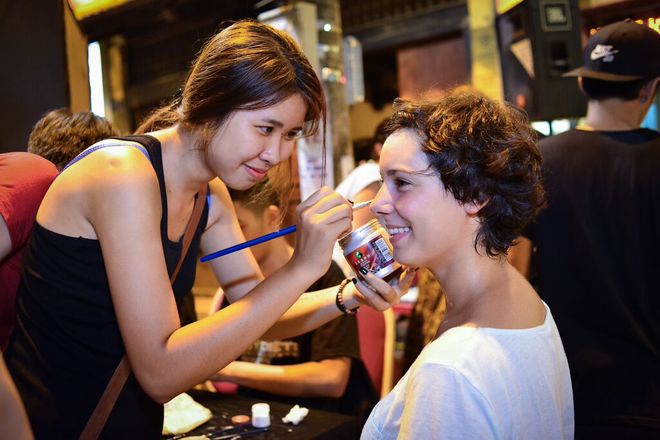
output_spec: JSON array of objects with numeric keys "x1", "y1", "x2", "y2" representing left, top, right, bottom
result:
[{"x1": 357, "y1": 307, "x2": 396, "y2": 398}]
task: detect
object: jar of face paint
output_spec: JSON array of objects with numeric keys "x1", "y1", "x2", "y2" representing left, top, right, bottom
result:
[{"x1": 338, "y1": 219, "x2": 402, "y2": 283}]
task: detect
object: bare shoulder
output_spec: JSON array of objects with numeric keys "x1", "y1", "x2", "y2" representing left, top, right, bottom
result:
[{"x1": 37, "y1": 146, "x2": 160, "y2": 238}]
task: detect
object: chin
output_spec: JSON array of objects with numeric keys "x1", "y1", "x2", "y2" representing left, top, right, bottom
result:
[
  {"x1": 224, "y1": 177, "x2": 257, "y2": 191},
  {"x1": 392, "y1": 249, "x2": 420, "y2": 268},
  {"x1": 237, "y1": 182, "x2": 257, "y2": 190}
]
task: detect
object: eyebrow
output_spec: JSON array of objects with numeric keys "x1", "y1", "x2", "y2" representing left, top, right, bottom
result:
[
  {"x1": 385, "y1": 166, "x2": 434, "y2": 177},
  {"x1": 261, "y1": 118, "x2": 284, "y2": 128}
]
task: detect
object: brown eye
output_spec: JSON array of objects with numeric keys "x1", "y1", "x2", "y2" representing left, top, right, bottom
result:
[
  {"x1": 285, "y1": 129, "x2": 303, "y2": 141},
  {"x1": 394, "y1": 177, "x2": 411, "y2": 189}
]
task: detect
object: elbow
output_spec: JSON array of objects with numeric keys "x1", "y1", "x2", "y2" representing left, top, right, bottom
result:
[
  {"x1": 141, "y1": 381, "x2": 178, "y2": 405},
  {"x1": 313, "y1": 363, "x2": 350, "y2": 398},
  {"x1": 324, "y1": 380, "x2": 348, "y2": 399},
  {"x1": 133, "y1": 370, "x2": 181, "y2": 404},
  {"x1": 148, "y1": 389, "x2": 179, "y2": 405}
]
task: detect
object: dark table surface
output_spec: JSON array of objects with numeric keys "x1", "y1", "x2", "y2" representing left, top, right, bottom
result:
[{"x1": 164, "y1": 390, "x2": 360, "y2": 440}]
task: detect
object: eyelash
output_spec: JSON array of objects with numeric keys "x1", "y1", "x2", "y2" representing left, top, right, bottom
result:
[
  {"x1": 284, "y1": 130, "x2": 303, "y2": 141},
  {"x1": 388, "y1": 177, "x2": 412, "y2": 192},
  {"x1": 258, "y1": 126, "x2": 302, "y2": 141},
  {"x1": 395, "y1": 178, "x2": 411, "y2": 188}
]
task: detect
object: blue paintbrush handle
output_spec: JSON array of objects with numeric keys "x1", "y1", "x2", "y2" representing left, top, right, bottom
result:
[
  {"x1": 200, "y1": 199, "x2": 371, "y2": 263},
  {"x1": 200, "y1": 224, "x2": 297, "y2": 262}
]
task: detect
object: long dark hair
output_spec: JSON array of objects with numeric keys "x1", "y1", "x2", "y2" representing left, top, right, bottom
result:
[{"x1": 137, "y1": 19, "x2": 326, "y2": 208}]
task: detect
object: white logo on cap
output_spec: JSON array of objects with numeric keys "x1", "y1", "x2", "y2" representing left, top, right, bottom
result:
[{"x1": 590, "y1": 44, "x2": 619, "y2": 62}]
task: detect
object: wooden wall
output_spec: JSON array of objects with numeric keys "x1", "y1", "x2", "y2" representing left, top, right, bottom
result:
[{"x1": 397, "y1": 35, "x2": 470, "y2": 100}]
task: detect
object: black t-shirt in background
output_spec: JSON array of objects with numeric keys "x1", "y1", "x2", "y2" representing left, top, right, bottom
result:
[{"x1": 526, "y1": 128, "x2": 660, "y2": 431}]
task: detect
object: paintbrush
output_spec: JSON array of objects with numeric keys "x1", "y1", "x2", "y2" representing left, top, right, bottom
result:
[{"x1": 200, "y1": 200, "x2": 371, "y2": 262}]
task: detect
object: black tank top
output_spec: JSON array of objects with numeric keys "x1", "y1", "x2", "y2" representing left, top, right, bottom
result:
[{"x1": 6, "y1": 135, "x2": 209, "y2": 439}]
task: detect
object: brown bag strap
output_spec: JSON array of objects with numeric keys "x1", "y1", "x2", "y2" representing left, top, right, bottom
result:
[
  {"x1": 170, "y1": 185, "x2": 208, "y2": 285},
  {"x1": 80, "y1": 185, "x2": 208, "y2": 440}
]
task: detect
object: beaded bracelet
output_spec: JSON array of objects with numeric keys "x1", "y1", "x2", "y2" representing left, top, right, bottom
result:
[{"x1": 335, "y1": 278, "x2": 359, "y2": 315}]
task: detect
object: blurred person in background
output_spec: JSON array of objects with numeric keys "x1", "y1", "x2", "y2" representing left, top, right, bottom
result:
[
  {"x1": 1, "y1": 109, "x2": 116, "y2": 352},
  {"x1": 362, "y1": 90, "x2": 572, "y2": 439},
  {"x1": 510, "y1": 20, "x2": 660, "y2": 439},
  {"x1": 212, "y1": 182, "x2": 377, "y2": 422},
  {"x1": 400, "y1": 267, "x2": 446, "y2": 374},
  {"x1": 333, "y1": 118, "x2": 389, "y2": 277},
  {"x1": 0, "y1": 153, "x2": 57, "y2": 352},
  {"x1": 336, "y1": 118, "x2": 388, "y2": 224},
  {"x1": 27, "y1": 107, "x2": 118, "y2": 171}
]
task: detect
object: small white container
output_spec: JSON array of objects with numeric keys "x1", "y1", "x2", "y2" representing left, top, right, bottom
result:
[{"x1": 251, "y1": 402, "x2": 271, "y2": 428}]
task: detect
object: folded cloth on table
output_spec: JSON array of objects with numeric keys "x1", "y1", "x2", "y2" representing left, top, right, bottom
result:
[{"x1": 162, "y1": 392, "x2": 212, "y2": 435}]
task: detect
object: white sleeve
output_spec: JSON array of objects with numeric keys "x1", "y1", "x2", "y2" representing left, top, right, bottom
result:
[{"x1": 398, "y1": 363, "x2": 498, "y2": 440}]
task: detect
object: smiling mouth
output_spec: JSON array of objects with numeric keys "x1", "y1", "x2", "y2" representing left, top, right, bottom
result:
[
  {"x1": 244, "y1": 164, "x2": 268, "y2": 180},
  {"x1": 387, "y1": 226, "x2": 411, "y2": 236}
]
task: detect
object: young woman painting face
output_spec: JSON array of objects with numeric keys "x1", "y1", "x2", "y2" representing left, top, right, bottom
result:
[
  {"x1": 5, "y1": 20, "x2": 412, "y2": 439},
  {"x1": 205, "y1": 94, "x2": 307, "y2": 191}
]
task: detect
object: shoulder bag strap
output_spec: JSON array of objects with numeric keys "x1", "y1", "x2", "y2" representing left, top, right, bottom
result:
[{"x1": 80, "y1": 184, "x2": 209, "y2": 440}]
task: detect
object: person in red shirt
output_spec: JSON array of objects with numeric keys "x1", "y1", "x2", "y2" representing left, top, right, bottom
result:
[
  {"x1": 0, "y1": 152, "x2": 58, "y2": 351},
  {"x1": 1, "y1": 109, "x2": 116, "y2": 352}
]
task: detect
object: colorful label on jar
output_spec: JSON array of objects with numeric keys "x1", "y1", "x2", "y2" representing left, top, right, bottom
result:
[{"x1": 345, "y1": 236, "x2": 395, "y2": 275}]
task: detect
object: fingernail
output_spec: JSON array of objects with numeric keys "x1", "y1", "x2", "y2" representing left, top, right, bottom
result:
[
  {"x1": 351, "y1": 277, "x2": 358, "y2": 284},
  {"x1": 359, "y1": 267, "x2": 368, "y2": 276}
]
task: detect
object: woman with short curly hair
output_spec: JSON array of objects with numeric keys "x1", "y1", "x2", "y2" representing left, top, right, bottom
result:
[{"x1": 362, "y1": 89, "x2": 574, "y2": 439}]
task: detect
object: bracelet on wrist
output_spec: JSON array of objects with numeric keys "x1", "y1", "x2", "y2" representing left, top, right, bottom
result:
[{"x1": 335, "y1": 278, "x2": 359, "y2": 315}]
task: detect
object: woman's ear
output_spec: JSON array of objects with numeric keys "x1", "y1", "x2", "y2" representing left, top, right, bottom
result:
[
  {"x1": 464, "y1": 197, "x2": 488, "y2": 216},
  {"x1": 265, "y1": 205, "x2": 282, "y2": 229}
]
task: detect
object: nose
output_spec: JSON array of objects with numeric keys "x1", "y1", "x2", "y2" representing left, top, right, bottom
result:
[
  {"x1": 259, "y1": 137, "x2": 282, "y2": 166},
  {"x1": 371, "y1": 182, "x2": 393, "y2": 216}
]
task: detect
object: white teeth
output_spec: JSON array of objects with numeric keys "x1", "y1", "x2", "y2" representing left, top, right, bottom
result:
[{"x1": 388, "y1": 227, "x2": 411, "y2": 235}]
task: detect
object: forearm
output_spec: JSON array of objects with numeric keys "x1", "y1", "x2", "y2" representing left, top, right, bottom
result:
[
  {"x1": 132, "y1": 262, "x2": 319, "y2": 402},
  {"x1": 138, "y1": 267, "x2": 404, "y2": 402},
  {"x1": 216, "y1": 359, "x2": 350, "y2": 398},
  {"x1": 263, "y1": 282, "x2": 360, "y2": 340}
]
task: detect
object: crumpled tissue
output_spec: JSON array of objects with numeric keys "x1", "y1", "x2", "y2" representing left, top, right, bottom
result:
[{"x1": 282, "y1": 404, "x2": 309, "y2": 425}]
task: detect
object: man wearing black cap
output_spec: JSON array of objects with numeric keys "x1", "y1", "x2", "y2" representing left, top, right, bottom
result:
[{"x1": 511, "y1": 20, "x2": 660, "y2": 438}]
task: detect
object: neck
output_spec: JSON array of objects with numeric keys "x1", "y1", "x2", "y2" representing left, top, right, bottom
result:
[
  {"x1": 259, "y1": 238, "x2": 294, "y2": 278},
  {"x1": 430, "y1": 248, "x2": 507, "y2": 318},
  {"x1": 582, "y1": 99, "x2": 646, "y2": 131},
  {"x1": 154, "y1": 126, "x2": 214, "y2": 195}
]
